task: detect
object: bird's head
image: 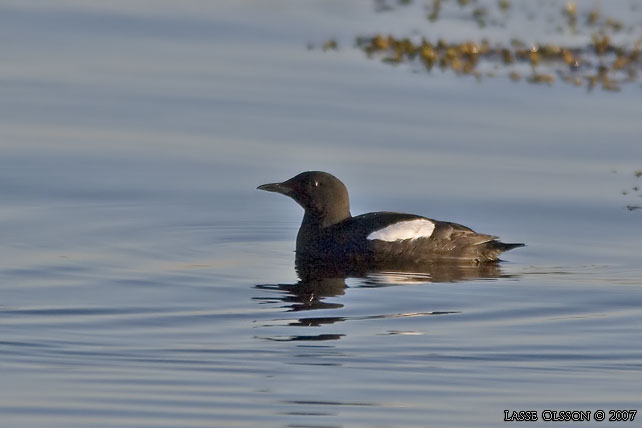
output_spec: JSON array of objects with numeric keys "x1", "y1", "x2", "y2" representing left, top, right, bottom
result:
[{"x1": 258, "y1": 171, "x2": 351, "y2": 226}]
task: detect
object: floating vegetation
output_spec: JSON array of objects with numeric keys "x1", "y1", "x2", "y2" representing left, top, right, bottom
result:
[
  {"x1": 353, "y1": 33, "x2": 640, "y2": 91},
  {"x1": 315, "y1": 0, "x2": 642, "y2": 91},
  {"x1": 619, "y1": 170, "x2": 642, "y2": 212},
  {"x1": 322, "y1": 39, "x2": 338, "y2": 51},
  {"x1": 428, "y1": 0, "x2": 442, "y2": 22},
  {"x1": 563, "y1": 1, "x2": 577, "y2": 32}
]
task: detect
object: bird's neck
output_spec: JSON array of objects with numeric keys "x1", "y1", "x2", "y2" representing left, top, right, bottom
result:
[
  {"x1": 295, "y1": 211, "x2": 345, "y2": 259},
  {"x1": 302, "y1": 207, "x2": 351, "y2": 230},
  {"x1": 295, "y1": 208, "x2": 349, "y2": 252}
]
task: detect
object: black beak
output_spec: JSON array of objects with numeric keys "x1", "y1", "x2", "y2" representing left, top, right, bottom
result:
[{"x1": 257, "y1": 181, "x2": 293, "y2": 196}]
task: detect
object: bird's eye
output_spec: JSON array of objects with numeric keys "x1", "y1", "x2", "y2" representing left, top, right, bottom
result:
[{"x1": 313, "y1": 180, "x2": 320, "y2": 187}]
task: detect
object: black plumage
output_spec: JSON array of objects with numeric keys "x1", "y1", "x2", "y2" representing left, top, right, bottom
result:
[{"x1": 258, "y1": 171, "x2": 523, "y2": 268}]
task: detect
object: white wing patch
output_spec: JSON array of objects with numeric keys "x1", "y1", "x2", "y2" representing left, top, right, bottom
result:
[{"x1": 367, "y1": 219, "x2": 435, "y2": 242}]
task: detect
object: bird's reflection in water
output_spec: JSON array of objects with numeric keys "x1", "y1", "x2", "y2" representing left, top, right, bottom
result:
[
  {"x1": 254, "y1": 261, "x2": 515, "y2": 342},
  {"x1": 255, "y1": 275, "x2": 346, "y2": 312},
  {"x1": 254, "y1": 266, "x2": 348, "y2": 340},
  {"x1": 255, "y1": 260, "x2": 512, "y2": 312}
]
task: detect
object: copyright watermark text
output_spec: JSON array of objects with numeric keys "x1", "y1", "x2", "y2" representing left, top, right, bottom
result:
[{"x1": 503, "y1": 410, "x2": 637, "y2": 422}]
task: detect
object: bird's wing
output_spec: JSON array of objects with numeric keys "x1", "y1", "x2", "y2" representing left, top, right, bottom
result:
[
  {"x1": 343, "y1": 212, "x2": 428, "y2": 239},
  {"x1": 432, "y1": 221, "x2": 498, "y2": 245}
]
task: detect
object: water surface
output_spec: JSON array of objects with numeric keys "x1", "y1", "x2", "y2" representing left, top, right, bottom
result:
[{"x1": 1, "y1": 1, "x2": 641, "y2": 427}]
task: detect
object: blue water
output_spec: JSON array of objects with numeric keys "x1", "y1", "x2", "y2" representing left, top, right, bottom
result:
[{"x1": 1, "y1": 1, "x2": 642, "y2": 427}]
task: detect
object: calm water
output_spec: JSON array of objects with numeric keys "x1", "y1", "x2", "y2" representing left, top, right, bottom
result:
[{"x1": 1, "y1": 1, "x2": 642, "y2": 427}]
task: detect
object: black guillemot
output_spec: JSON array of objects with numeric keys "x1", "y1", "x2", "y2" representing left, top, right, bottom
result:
[{"x1": 258, "y1": 171, "x2": 524, "y2": 267}]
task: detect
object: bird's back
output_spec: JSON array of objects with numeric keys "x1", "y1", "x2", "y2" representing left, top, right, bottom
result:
[{"x1": 296, "y1": 211, "x2": 523, "y2": 267}]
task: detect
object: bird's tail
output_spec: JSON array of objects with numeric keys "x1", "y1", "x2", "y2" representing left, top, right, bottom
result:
[
  {"x1": 492, "y1": 241, "x2": 526, "y2": 252},
  {"x1": 475, "y1": 240, "x2": 525, "y2": 262}
]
